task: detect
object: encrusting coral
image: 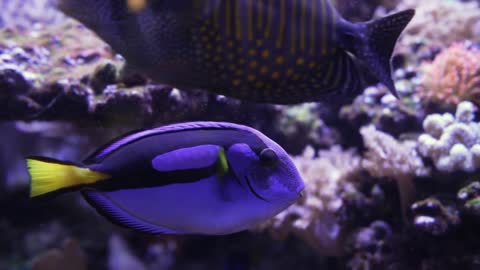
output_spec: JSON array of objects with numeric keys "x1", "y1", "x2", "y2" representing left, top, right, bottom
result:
[
  {"x1": 418, "y1": 101, "x2": 480, "y2": 172},
  {"x1": 416, "y1": 43, "x2": 480, "y2": 107}
]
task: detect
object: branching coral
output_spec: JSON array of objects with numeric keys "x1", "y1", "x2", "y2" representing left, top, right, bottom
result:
[
  {"x1": 260, "y1": 145, "x2": 361, "y2": 256},
  {"x1": 416, "y1": 43, "x2": 480, "y2": 107},
  {"x1": 361, "y1": 125, "x2": 427, "y2": 178},
  {"x1": 360, "y1": 125, "x2": 428, "y2": 218},
  {"x1": 396, "y1": 0, "x2": 480, "y2": 47},
  {"x1": 418, "y1": 101, "x2": 480, "y2": 172}
]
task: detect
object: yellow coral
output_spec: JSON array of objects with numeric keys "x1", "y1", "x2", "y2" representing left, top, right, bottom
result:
[{"x1": 417, "y1": 43, "x2": 480, "y2": 106}]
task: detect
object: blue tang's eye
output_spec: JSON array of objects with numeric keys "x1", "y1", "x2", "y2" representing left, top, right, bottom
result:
[{"x1": 259, "y1": 148, "x2": 278, "y2": 167}]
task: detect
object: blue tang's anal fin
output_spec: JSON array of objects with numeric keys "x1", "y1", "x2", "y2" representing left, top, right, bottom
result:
[{"x1": 82, "y1": 189, "x2": 181, "y2": 235}]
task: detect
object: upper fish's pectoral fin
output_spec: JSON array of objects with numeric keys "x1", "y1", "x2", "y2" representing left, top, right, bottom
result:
[{"x1": 82, "y1": 189, "x2": 182, "y2": 234}]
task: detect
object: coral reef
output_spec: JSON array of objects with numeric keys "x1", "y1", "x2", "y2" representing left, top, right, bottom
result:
[
  {"x1": 31, "y1": 238, "x2": 87, "y2": 270},
  {"x1": 396, "y1": 0, "x2": 480, "y2": 47},
  {"x1": 108, "y1": 234, "x2": 147, "y2": 270},
  {"x1": 410, "y1": 197, "x2": 460, "y2": 236},
  {"x1": 360, "y1": 124, "x2": 428, "y2": 218},
  {"x1": 345, "y1": 220, "x2": 394, "y2": 269},
  {"x1": 416, "y1": 43, "x2": 480, "y2": 107},
  {"x1": 339, "y1": 85, "x2": 423, "y2": 136},
  {"x1": 0, "y1": 0, "x2": 64, "y2": 30},
  {"x1": 458, "y1": 181, "x2": 480, "y2": 218},
  {"x1": 418, "y1": 101, "x2": 480, "y2": 172},
  {"x1": 260, "y1": 145, "x2": 361, "y2": 256},
  {"x1": 275, "y1": 104, "x2": 340, "y2": 153}
]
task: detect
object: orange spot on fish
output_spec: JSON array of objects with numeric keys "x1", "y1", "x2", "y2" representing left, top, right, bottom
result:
[
  {"x1": 127, "y1": 0, "x2": 146, "y2": 12},
  {"x1": 262, "y1": 50, "x2": 270, "y2": 58},
  {"x1": 276, "y1": 56, "x2": 285, "y2": 64}
]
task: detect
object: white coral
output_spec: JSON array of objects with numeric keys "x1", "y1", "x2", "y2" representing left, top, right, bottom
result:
[
  {"x1": 423, "y1": 113, "x2": 454, "y2": 138},
  {"x1": 360, "y1": 125, "x2": 427, "y2": 178},
  {"x1": 418, "y1": 101, "x2": 480, "y2": 172}
]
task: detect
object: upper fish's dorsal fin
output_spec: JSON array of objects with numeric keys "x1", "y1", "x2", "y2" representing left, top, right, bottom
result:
[
  {"x1": 83, "y1": 122, "x2": 255, "y2": 164},
  {"x1": 347, "y1": 9, "x2": 415, "y2": 98},
  {"x1": 82, "y1": 189, "x2": 181, "y2": 234}
]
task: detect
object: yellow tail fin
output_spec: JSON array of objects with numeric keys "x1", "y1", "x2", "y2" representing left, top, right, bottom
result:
[{"x1": 26, "y1": 157, "x2": 110, "y2": 198}]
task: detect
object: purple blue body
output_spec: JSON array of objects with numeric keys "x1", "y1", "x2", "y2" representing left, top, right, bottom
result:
[{"x1": 27, "y1": 122, "x2": 305, "y2": 235}]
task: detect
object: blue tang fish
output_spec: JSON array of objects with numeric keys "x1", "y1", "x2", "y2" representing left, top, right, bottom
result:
[
  {"x1": 57, "y1": 0, "x2": 414, "y2": 104},
  {"x1": 26, "y1": 122, "x2": 304, "y2": 235}
]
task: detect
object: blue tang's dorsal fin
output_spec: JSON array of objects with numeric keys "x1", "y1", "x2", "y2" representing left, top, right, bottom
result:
[{"x1": 83, "y1": 122, "x2": 259, "y2": 164}]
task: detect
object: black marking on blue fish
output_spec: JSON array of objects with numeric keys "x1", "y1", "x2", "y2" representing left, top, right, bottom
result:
[
  {"x1": 82, "y1": 123, "x2": 268, "y2": 192},
  {"x1": 82, "y1": 189, "x2": 181, "y2": 235},
  {"x1": 89, "y1": 165, "x2": 218, "y2": 192},
  {"x1": 245, "y1": 176, "x2": 267, "y2": 202}
]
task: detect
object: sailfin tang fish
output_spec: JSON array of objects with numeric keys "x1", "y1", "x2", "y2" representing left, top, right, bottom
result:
[
  {"x1": 26, "y1": 122, "x2": 304, "y2": 235},
  {"x1": 56, "y1": 0, "x2": 414, "y2": 104}
]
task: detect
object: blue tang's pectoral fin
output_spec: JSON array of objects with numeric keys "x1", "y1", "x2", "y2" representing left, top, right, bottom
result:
[
  {"x1": 82, "y1": 189, "x2": 182, "y2": 234},
  {"x1": 151, "y1": 144, "x2": 224, "y2": 172}
]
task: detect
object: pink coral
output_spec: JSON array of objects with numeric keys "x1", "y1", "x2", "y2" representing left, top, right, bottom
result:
[{"x1": 417, "y1": 43, "x2": 480, "y2": 106}]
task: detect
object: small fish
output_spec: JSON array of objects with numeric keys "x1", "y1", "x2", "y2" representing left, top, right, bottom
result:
[
  {"x1": 57, "y1": 0, "x2": 414, "y2": 104},
  {"x1": 26, "y1": 122, "x2": 304, "y2": 235}
]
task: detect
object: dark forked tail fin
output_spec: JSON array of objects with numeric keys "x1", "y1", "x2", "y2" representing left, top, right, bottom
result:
[{"x1": 353, "y1": 9, "x2": 415, "y2": 97}]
